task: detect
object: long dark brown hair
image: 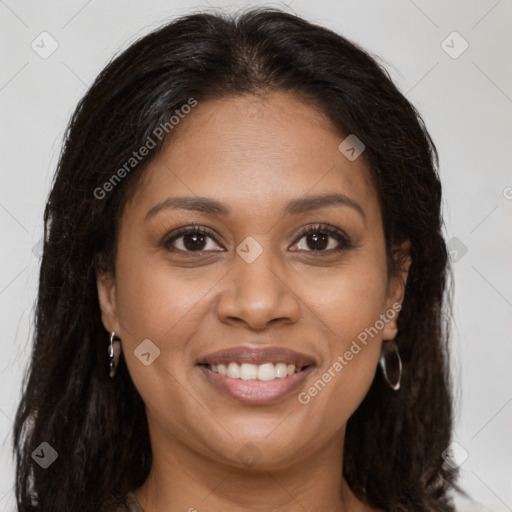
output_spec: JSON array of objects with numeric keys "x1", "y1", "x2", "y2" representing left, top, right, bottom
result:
[{"x1": 13, "y1": 7, "x2": 463, "y2": 511}]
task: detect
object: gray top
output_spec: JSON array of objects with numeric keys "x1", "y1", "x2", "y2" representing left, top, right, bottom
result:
[{"x1": 115, "y1": 492, "x2": 144, "y2": 512}]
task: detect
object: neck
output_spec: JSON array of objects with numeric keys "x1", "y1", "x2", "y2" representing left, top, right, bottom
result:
[{"x1": 135, "y1": 429, "x2": 373, "y2": 512}]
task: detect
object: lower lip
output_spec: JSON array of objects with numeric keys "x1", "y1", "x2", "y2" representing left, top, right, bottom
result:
[{"x1": 198, "y1": 365, "x2": 314, "y2": 405}]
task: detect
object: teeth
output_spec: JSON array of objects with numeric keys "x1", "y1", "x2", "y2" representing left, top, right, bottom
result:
[
  {"x1": 207, "y1": 362, "x2": 303, "y2": 381},
  {"x1": 227, "y1": 362, "x2": 240, "y2": 378},
  {"x1": 275, "y1": 363, "x2": 288, "y2": 378},
  {"x1": 257, "y1": 363, "x2": 275, "y2": 381},
  {"x1": 240, "y1": 363, "x2": 258, "y2": 380}
]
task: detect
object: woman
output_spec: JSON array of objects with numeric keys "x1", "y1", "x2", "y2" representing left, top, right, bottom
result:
[{"x1": 13, "y1": 8, "x2": 467, "y2": 512}]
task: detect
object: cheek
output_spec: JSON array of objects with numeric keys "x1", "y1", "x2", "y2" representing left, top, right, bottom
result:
[
  {"x1": 114, "y1": 248, "x2": 218, "y2": 340},
  {"x1": 112, "y1": 251, "x2": 226, "y2": 391},
  {"x1": 299, "y1": 250, "x2": 388, "y2": 342},
  {"x1": 112, "y1": 258, "x2": 209, "y2": 422},
  {"x1": 296, "y1": 256, "x2": 387, "y2": 417}
]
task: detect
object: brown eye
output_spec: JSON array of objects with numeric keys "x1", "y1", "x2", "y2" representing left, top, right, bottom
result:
[
  {"x1": 291, "y1": 224, "x2": 352, "y2": 254},
  {"x1": 181, "y1": 232, "x2": 208, "y2": 251},
  {"x1": 162, "y1": 226, "x2": 224, "y2": 253},
  {"x1": 302, "y1": 231, "x2": 330, "y2": 251}
]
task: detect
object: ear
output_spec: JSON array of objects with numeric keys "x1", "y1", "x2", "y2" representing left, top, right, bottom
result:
[
  {"x1": 382, "y1": 240, "x2": 411, "y2": 340},
  {"x1": 96, "y1": 269, "x2": 120, "y2": 335}
]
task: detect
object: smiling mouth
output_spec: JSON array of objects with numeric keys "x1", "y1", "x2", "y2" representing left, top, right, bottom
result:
[
  {"x1": 198, "y1": 361, "x2": 312, "y2": 381},
  {"x1": 197, "y1": 362, "x2": 315, "y2": 405},
  {"x1": 196, "y1": 345, "x2": 316, "y2": 404}
]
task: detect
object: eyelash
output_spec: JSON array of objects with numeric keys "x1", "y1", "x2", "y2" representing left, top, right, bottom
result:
[
  {"x1": 162, "y1": 223, "x2": 353, "y2": 255},
  {"x1": 294, "y1": 224, "x2": 353, "y2": 253}
]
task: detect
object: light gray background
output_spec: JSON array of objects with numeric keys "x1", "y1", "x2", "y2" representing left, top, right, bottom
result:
[{"x1": 1, "y1": 1, "x2": 511, "y2": 511}]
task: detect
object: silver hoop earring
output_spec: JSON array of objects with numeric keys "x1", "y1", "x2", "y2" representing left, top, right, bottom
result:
[
  {"x1": 107, "y1": 331, "x2": 121, "y2": 378},
  {"x1": 379, "y1": 339, "x2": 402, "y2": 391}
]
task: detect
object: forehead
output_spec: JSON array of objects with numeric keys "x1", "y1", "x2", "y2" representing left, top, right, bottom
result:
[{"x1": 123, "y1": 91, "x2": 379, "y2": 226}]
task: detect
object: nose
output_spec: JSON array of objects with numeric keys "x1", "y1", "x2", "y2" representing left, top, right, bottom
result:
[{"x1": 216, "y1": 247, "x2": 301, "y2": 331}]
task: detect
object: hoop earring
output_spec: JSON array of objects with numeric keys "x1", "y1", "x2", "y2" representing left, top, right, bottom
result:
[
  {"x1": 379, "y1": 339, "x2": 402, "y2": 391},
  {"x1": 107, "y1": 331, "x2": 121, "y2": 378}
]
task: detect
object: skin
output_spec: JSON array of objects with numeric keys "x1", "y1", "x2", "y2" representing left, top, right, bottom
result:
[{"x1": 97, "y1": 91, "x2": 410, "y2": 512}]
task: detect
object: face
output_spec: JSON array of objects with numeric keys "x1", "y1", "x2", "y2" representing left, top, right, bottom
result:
[{"x1": 97, "y1": 91, "x2": 408, "y2": 471}]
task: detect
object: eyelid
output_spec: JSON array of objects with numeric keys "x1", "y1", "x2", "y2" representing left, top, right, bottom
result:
[
  {"x1": 291, "y1": 223, "x2": 353, "y2": 252},
  {"x1": 162, "y1": 222, "x2": 353, "y2": 255},
  {"x1": 161, "y1": 224, "x2": 224, "y2": 251}
]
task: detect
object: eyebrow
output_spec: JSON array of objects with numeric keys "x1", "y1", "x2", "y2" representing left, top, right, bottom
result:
[{"x1": 145, "y1": 193, "x2": 366, "y2": 221}]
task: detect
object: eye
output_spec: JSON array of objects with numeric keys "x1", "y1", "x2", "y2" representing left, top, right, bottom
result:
[
  {"x1": 162, "y1": 225, "x2": 224, "y2": 253},
  {"x1": 290, "y1": 224, "x2": 352, "y2": 254},
  {"x1": 162, "y1": 223, "x2": 353, "y2": 255}
]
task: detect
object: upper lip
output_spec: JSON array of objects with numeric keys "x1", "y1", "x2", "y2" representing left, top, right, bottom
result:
[{"x1": 197, "y1": 346, "x2": 316, "y2": 368}]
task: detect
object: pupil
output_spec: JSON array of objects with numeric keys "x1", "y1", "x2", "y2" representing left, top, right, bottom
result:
[
  {"x1": 184, "y1": 233, "x2": 206, "y2": 251},
  {"x1": 308, "y1": 232, "x2": 327, "y2": 250}
]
